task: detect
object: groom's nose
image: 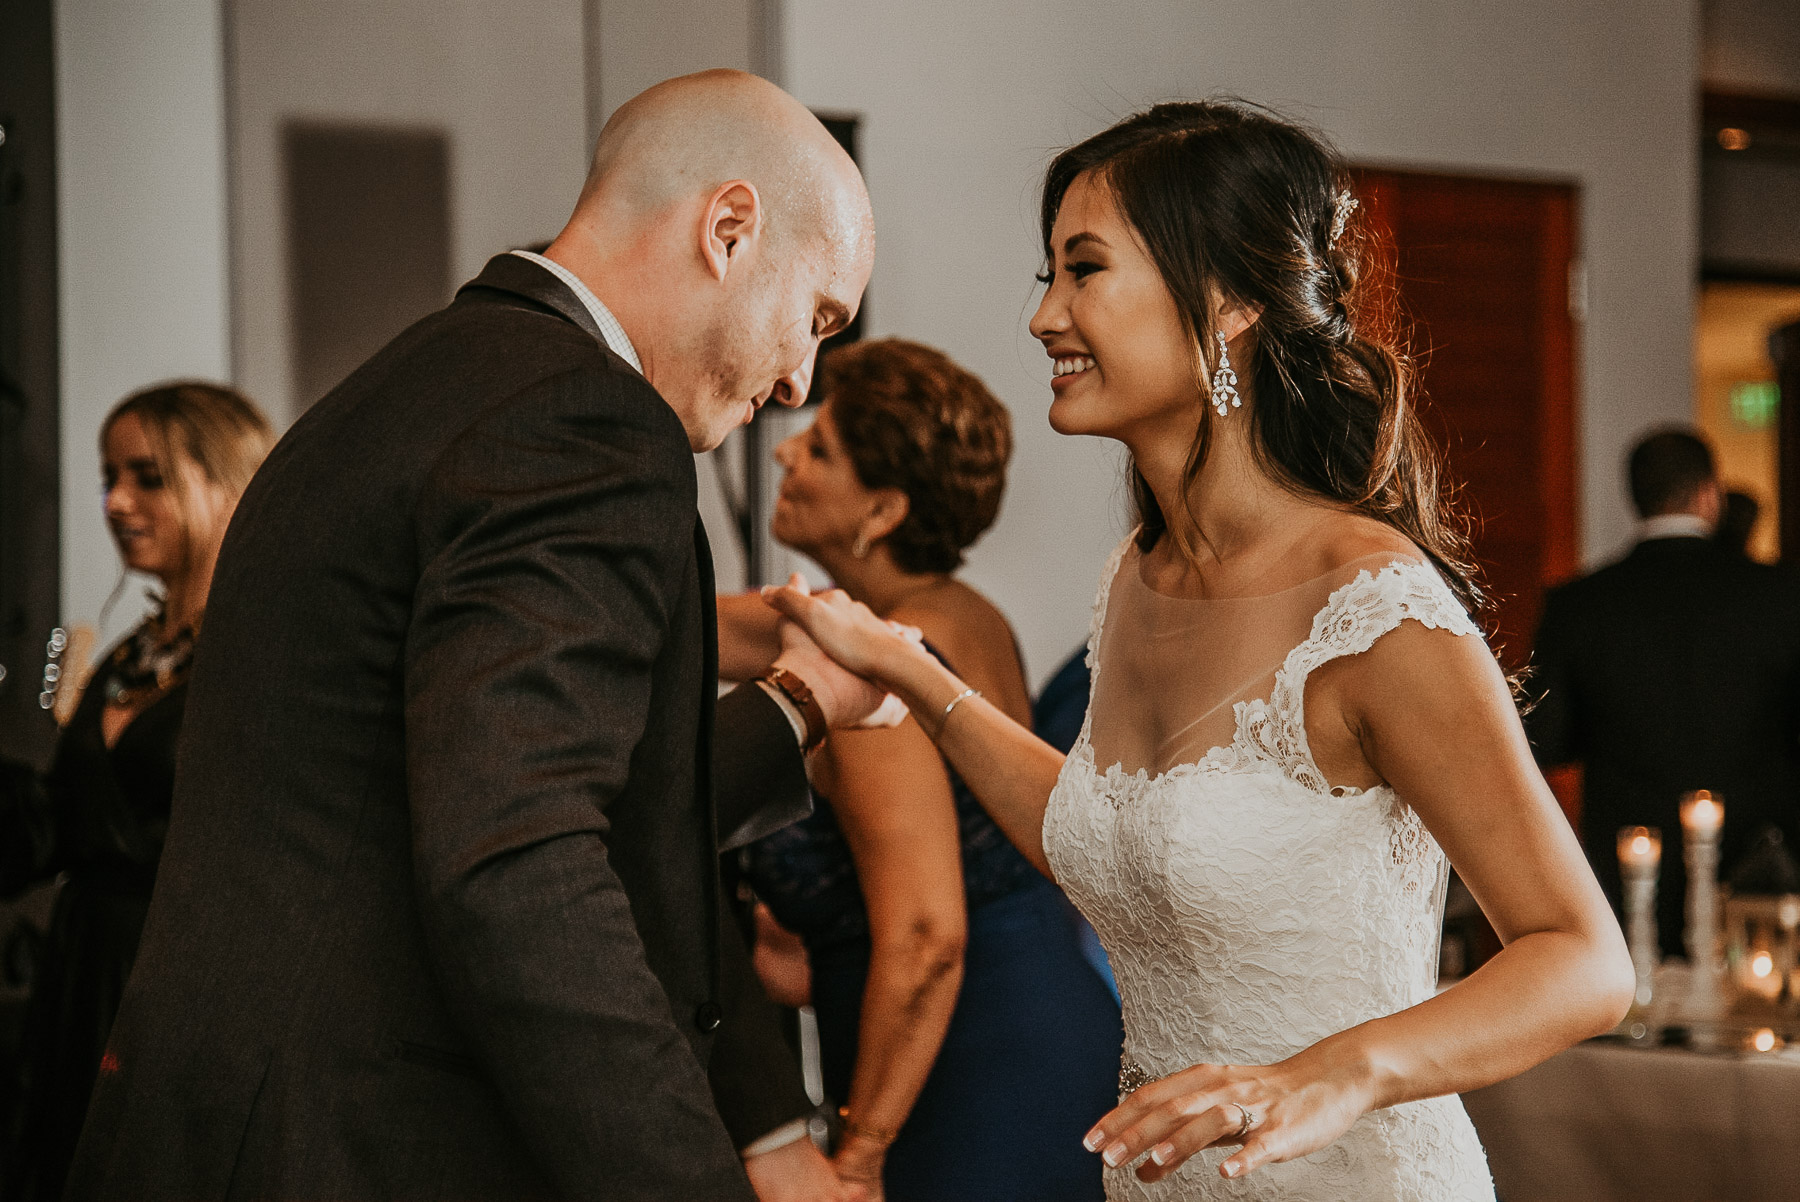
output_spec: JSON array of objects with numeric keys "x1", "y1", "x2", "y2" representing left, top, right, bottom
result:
[{"x1": 769, "y1": 349, "x2": 817, "y2": 409}]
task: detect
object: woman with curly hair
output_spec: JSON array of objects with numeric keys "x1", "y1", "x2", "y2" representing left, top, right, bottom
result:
[{"x1": 726, "y1": 338, "x2": 1122, "y2": 1201}]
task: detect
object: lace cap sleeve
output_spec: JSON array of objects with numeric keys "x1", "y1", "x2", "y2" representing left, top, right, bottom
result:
[
  {"x1": 1270, "y1": 557, "x2": 1482, "y2": 795},
  {"x1": 1304, "y1": 558, "x2": 1481, "y2": 658}
]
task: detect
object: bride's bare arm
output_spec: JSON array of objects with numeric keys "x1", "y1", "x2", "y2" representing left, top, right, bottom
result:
[
  {"x1": 1087, "y1": 620, "x2": 1633, "y2": 1184},
  {"x1": 763, "y1": 583, "x2": 1066, "y2": 875},
  {"x1": 1318, "y1": 623, "x2": 1634, "y2": 1096}
]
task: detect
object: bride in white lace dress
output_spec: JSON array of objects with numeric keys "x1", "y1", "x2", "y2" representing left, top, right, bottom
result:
[{"x1": 769, "y1": 100, "x2": 1633, "y2": 1200}]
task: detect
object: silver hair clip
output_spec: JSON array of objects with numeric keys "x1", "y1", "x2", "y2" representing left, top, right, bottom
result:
[{"x1": 1329, "y1": 191, "x2": 1359, "y2": 249}]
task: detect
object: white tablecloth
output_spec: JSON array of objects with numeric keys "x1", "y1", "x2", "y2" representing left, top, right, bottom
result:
[{"x1": 1461, "y1": 1039, "x2": 1800, "y2": 1201}]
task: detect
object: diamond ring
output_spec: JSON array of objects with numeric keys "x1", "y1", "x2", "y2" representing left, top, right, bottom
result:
[{"x1": 1231, "y1": 1103, "x2": 1260, "y2": 1139}]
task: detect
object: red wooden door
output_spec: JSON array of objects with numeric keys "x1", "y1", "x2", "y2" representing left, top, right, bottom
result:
[{"x1": 1350, "y1": 169, "x2": 1580, "y2": 672}]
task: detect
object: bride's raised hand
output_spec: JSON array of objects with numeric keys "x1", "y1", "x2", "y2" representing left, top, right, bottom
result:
[
  {"x1": 1083, "y1": 1045, "x2": 1377, "y2": 1184},
  {"x1": 761, "y1": 576, "x2": 924, "y2": 686}
]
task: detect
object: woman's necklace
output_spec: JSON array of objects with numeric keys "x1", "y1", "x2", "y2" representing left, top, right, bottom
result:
[{"x1": 103, "y1": 611, "x2": 198, "y2": 708}]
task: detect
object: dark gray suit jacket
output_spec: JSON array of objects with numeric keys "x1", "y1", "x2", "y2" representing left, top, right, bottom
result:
[{"x1": 66, "y1": 254, "x2": 812, "y2": 1200}]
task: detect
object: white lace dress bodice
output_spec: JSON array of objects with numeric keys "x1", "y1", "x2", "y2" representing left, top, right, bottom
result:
[{"x1": 1043, "y1": 537, "x2": 1496, "y2": 1200}]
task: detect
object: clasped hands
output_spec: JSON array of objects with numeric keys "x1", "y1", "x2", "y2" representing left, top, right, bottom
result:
[{"x1": 762, "y1": 576, "x2": 918, "y2": 734}]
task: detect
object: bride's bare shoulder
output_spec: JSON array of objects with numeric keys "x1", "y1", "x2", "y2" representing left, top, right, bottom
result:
[{"x1": 1309, "y1": 511, "x2": 1426, "y2": 574}]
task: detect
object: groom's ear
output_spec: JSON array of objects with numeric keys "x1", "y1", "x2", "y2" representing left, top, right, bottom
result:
[{"x1": 700, "y1": 180, "x2": 763, "y2": 284}]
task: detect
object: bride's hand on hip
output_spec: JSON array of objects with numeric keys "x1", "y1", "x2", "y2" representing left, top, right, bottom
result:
[
  {"x1": 762, "y1": 577, "x2": 923, "y2": 687},
  {"x1": 1085, "y1": 1045, "x2": 1377, "y2": 1184}
]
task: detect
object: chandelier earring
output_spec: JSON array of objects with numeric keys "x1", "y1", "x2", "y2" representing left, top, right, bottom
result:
[{"x1": 1210, "y1": 331, "x2": 1241, "y2": 418}]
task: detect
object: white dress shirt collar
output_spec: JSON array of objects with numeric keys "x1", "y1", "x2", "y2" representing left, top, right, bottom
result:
[
  {"x1": 508, "y1": 250, "x2": 643, "y2": 376},
  {"x1": 1638, "y1": 513, "x2": 1713, "y2": 542}
]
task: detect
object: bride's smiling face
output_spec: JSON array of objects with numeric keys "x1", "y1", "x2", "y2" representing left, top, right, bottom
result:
[{"x1": 1030, "y1": 171, "x2": 1199, "y2": 442}]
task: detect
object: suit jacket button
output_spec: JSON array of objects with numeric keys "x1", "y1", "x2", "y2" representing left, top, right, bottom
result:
[{"x1": 694, "y1": 1002, "x2": 723, "y2": 1032}]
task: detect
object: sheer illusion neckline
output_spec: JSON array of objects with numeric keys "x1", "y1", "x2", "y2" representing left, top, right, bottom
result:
[
  {"x1": 1081, "y1": 543, "x2": 1461, "y2": 795},
  {"x1": 1130, "y1": 546, "x2": 1421, "y2": 603}
]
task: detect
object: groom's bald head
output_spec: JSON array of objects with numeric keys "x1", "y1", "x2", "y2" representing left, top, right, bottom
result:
[
  {"x1": 575, "y1": 70, "x2": 869, "y2": 257},
  {"x1": 546, "y1": 70, "x2": 874, "y2": 452}
]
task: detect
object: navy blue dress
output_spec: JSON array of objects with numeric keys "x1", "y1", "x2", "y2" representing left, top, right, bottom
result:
[{"x1": 739, "y1": 650, "x2": 1122, "y2": 1202}]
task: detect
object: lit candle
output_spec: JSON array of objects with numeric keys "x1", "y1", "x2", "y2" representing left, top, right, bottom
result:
[
  {"x1": 1616, "y1": 826, "x2": 1663, "y2": 1012},
  {"x1": 1740, "y1": 937, "x2": 1785, "y2": 1001},
  {"x1": 1680, "y1": 790, "x2": 1724, "y2": 838},
  {"x1": 1678, "y1": 792, "x2": 1725, "y2": 1020},
  {"x1": 1750, "y1": 1027, "x2": 1782, "y2": 1053},
  {"x1": 1618, "y1": 826, "x2": 1661, "y2": 875}
]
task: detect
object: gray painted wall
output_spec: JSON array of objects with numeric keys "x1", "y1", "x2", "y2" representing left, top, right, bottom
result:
[
  {"x1": 227, "y1": 0, "x2": 589, "y2": 428},
  {"x1": 55, "y1": 0, "x2": 232, "y2": 643}
]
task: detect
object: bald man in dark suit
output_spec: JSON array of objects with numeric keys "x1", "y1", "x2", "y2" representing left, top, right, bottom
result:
[{"x1": 68, "y1": 71, "x2": 879, "y2": 1202}]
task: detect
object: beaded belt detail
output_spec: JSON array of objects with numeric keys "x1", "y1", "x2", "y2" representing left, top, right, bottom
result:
[{"x1": 1118, "y1": 1055, "x2": 1152, "y2": 1097}]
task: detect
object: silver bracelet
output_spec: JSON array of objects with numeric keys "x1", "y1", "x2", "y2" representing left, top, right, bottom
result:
[{"x1": 942, "y1": 687, "x2": 981, "y2": 720}]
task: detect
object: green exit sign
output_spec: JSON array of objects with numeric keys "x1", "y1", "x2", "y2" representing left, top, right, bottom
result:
[{"x1": 1731, "y1": 381, "x2": 1780, "y2": 429}]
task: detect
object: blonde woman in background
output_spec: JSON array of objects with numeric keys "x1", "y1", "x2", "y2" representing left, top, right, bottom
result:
[{"x1": 0, "y1": 382, "x2": 273, "y2": 1202}]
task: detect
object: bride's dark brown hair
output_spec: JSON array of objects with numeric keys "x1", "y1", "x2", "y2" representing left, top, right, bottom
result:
[{"x1": 1041, "y1": 99, "x2": 1484, "y2": 615}]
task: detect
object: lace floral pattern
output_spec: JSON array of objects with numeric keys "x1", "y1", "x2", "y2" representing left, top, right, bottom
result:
[{"x1": 1045, "y1": 536, "x2": 1496, "y2": 1201}]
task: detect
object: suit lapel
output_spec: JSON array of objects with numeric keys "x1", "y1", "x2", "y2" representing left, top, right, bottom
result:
[
  {"x1": 696, "y1": 520, "x2": 720, "y2": 685},
  {"x1": 693, "y1": 518, "x2": 724, "y2": 1003}
]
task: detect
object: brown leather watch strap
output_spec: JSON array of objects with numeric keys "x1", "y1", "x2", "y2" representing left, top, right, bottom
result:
[{"x1": 761, "y1": 666, "x2": 827, "y2": 754}]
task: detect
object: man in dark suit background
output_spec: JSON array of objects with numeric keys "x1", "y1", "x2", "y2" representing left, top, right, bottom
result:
[
  {"x1": 69, "y1": 71, "x2": 882, "y2": 1201},
  {"x1": 1529, "y1": 427, "x2": 1800, "y2": 957}
]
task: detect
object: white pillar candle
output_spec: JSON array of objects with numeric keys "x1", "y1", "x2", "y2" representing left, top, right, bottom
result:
[
  {"x1": 1617, "y1": 826, "x2": 1662, "y2": 1009},
  {"x1": 1679, "y1": 791, "x2": 1725, "y2": 1020}
]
